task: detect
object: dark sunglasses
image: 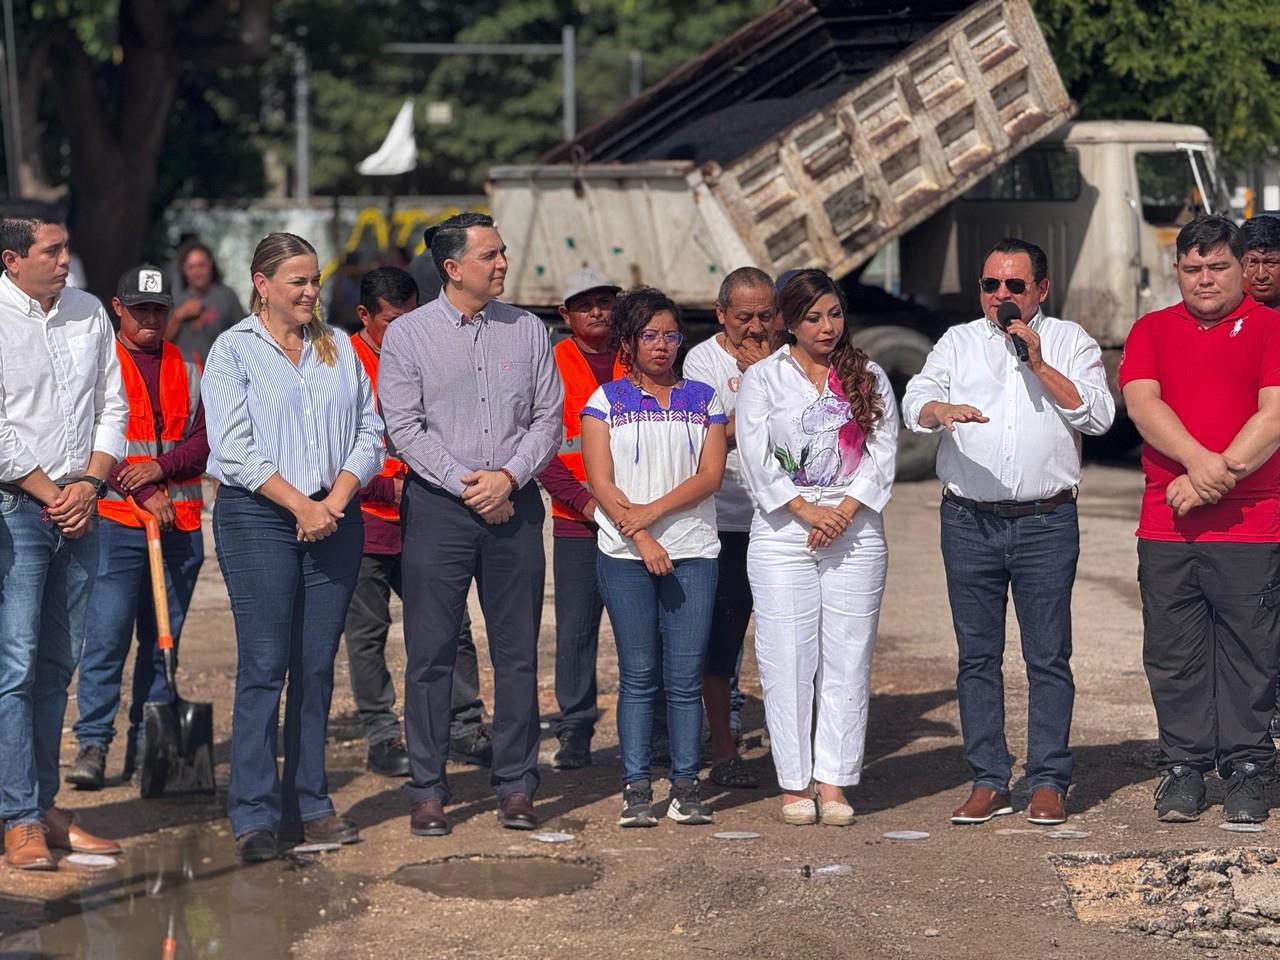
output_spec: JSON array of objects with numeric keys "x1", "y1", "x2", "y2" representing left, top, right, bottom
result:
[{"x1": 980, "y1": 277, "x2": 1029, "y2": 295}]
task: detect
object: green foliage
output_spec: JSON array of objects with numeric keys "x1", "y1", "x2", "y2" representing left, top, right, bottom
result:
[{"x1": 1033, "y1": 0, "x2": 1280, "y2": 165}]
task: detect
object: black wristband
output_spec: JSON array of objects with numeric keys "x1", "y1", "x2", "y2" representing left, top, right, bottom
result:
[{"x1": 80, "y1": 476, "x2": 108, "y2": 498}]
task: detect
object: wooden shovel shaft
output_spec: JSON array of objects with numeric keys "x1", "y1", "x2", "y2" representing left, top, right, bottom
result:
[{"x1": 127, "y1": 497, "x2": 174, "y2": 650}]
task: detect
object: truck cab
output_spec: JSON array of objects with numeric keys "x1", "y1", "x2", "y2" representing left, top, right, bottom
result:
[{"x1": 901, "y1": 120, "x2": 1230, "y2": 390}]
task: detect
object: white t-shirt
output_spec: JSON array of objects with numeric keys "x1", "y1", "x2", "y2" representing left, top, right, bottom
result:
[
  {"x1": 682, "y1": 335, "x2": 755, "y2": 532},
  {"x1": 581, "y1": 377, "x2": 725, "y2": 561}
]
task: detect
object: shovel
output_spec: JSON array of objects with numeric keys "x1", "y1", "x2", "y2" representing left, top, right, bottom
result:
[{"x1": 128, "y1": 497, "x2": 216, "y2": 798}]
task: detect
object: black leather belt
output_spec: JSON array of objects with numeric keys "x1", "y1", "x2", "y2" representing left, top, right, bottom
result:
[{"x1": 943, "y1": 487, "x2": 1076, "y2": 519}]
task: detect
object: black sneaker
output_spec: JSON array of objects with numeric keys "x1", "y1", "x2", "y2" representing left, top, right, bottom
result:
[
  {"x1": 66, "y1": 745, "x2": 107, "y2": 790},
  {"x1": 367, "y1": 738, "x2": 411, "y2": 778},
  {"x1": 666, "y1": 778, "x2": 713, "y2": 825},
  {"x1": 1224, "y1": 761, "x2": 1270, "y2": 823},
  {"x1": 1154, "y1": 764, "x2": 1207, "y2": 822},
  {"x1": 618, "y1": 782, "x2": 658, "y2": 828},
  {"x1": 448, "y1": 729, "x2": 493, "y2": 768},
  {"x1": 552, "y1": 735, "x2": 592, "y2": 771}
]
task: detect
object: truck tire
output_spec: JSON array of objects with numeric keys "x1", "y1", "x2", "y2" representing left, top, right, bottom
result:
[{"x1": 850, "y1": 325, "x2": 940, "y2": 483}]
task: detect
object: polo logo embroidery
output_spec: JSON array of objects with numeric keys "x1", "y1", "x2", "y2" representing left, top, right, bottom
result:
[
  {"x1": 1232, "y1": 319, "x2": 1244, "y2": 337},
  {"x1": 502, "y1": 362, "x2": 512, "y2": 370}
]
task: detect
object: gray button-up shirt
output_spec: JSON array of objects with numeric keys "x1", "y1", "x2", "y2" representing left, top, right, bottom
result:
[{"x1": 379, "y1": 290, "x2": 563, "y2": 497}]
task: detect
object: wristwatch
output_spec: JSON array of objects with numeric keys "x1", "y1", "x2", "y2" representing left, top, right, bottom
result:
[{"x1": 80, "y1": 475, "x2": 108, "y2": 498}]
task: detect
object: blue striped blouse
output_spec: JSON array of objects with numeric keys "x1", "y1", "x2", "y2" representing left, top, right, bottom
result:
[{"x1": 201, "y1": 315, "x2": 385, "y2": 495}]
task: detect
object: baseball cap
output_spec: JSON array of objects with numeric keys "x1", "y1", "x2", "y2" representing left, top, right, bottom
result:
[
  {"x1": 561, "y1": 267, "x2": 621, "y2": 305},
  {"x1": 117, "y1": 264, "x2": 173, "y2": 308}
]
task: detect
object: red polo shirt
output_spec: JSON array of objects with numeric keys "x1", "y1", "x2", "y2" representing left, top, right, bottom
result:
[{"x1": 1119, "y1": 295, "x2": 1280, "y2": 542}]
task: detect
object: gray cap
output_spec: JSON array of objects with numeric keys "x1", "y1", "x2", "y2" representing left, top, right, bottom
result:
[{"x1": 561, "y1": 267, "x2": 621, "y2": 305}]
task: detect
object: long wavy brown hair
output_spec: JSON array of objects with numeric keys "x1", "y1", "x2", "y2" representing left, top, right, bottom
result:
[{"x1": 777, "y1": 269, "x2": 883, "y2": 433}]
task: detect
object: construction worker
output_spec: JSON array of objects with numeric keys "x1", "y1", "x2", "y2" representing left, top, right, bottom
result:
[
  {"x1": 536, "y1": 268, "x2": 624, "y2": 769},
  {"x1": 67, "y1": 264, "x2": 208, "y2": 790}
]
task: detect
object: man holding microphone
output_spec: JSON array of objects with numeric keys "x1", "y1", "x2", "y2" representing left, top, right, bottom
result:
[{"x1": 904, "y1": 238, "x2": 1113, "y2": 827}]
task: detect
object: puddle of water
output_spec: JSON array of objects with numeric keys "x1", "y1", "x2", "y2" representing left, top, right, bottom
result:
[
  {"x1": 392, "y1": 855, "x2": 599, "y2": 900},
  {"x1": 0, "y1": 827, "x2": 367, "y2": 957}
]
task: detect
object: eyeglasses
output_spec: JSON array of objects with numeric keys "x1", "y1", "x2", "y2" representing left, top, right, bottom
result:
[
  {"x1": 638, "y1": 331, "x2": 684, "y2": 346},
  {"x1": 980, "y1": 277, "x2": 1029, "y2": 295}
]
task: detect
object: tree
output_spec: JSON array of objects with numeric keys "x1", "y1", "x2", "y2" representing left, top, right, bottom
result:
[
  {"x1": 1033, "y1": 0, "x2": 1280, "y2": 168},
  {"x1": 18, "y1": 0, "x2": 275, "y2": 299}
]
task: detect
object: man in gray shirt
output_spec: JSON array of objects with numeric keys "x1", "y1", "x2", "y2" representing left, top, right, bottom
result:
[{"x1": 380, "y1": 212, "x2": 562, "y2": 835}]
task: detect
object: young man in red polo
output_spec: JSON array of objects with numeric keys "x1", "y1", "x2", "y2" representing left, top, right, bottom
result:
[{"x1": 1121, "y1": 215, "x2": 1280, "y2": 824}]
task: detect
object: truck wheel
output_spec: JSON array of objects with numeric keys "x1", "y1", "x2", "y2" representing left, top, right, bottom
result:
[{"x1": 850, "y1": 325, "x2": 939, "y2": 483}]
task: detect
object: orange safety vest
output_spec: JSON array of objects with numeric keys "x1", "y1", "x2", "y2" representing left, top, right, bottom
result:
[
  {"x1": 551, "y1": 337, "x2": 625, "y2": 522},
  {"x1": 98, "y1": 341, "x2": 204, "y2": 531},
  {"x1": 351, "y1": 333, "x2": 408, "y2": 523}
]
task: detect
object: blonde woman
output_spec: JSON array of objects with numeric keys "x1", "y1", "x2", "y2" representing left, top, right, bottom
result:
[{"x1": 202, "y1": 233, "x2": 384, "y2": 861}]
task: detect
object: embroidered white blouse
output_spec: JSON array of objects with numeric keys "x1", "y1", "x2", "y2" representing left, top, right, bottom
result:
[{"x1": 736, "y1": 345, "x2": 898, "y2": 516}]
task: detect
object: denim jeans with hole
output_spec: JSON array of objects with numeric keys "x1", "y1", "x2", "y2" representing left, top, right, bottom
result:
[
  {"x1": 940, "y1": 498, "x2": 1078, "y2": 795},
  {"x1": 0, "y1": 490, "x2": 98, "y2": 827},
  {"x1": 597, "y1": 554, "x2": 717, "y2": 785}
]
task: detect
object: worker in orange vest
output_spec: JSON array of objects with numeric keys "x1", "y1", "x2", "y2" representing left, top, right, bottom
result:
[
  {"x1": 345, "y1": 266, "x2": 492, "y2": 777},
  {"x1": 536, "y1": 268, "x2": 624, "y2": 770},
  {"x1": 67, "y1": 265, "x2": 209, "y2": 791}
]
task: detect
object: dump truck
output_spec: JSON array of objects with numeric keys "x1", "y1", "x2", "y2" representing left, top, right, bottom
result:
[{"x1": 489, "y1": 0, "x2": 1229, "y2": 478}]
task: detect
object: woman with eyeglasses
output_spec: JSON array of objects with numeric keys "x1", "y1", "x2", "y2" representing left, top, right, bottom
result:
[
  {"x1": 581, "y1": 287, "x2": 727, "y2": 828},
  {"x1": 736, "y1": 269, "x2": 898, "y2": 826}
]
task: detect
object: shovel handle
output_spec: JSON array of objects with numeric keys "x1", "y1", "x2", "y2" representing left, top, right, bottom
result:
[{"x1": 127, "y1": 497, "x2": 174, "y2": 651}]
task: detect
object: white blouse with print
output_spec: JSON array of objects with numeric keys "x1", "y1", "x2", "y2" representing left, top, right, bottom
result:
[{"x1": 736, "y1": 345, "x2": 898, "y2": 517}]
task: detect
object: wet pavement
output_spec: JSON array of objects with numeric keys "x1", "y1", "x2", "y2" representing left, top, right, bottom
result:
[{"x1": 0, "y1": 826, "x2": 367, "y2": 958}]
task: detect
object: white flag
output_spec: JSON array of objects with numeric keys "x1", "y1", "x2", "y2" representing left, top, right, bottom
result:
[{"x1": 357, "y1": 100, "x2": 417, "y2": 176}]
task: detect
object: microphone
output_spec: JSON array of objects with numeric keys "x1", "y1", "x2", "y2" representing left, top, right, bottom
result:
[{"x1": 996, "y1": 301, "x2": 1029, "y2": 363}]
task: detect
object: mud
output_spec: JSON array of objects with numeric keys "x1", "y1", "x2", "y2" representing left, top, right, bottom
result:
[
  {"x1": 0, "y1": 825, "x2": 367, "y2": 957},
  {"x1": 391, "y1": 855, "x2": 600, "y2": 900}
]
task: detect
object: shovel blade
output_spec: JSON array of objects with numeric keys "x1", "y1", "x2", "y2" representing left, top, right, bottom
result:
[
  {"x1": 139, "y1": 697, "x2": 215, "y2": 798},
  {"x1": 140, "y1": 702, "x2": 180, "y2": 799},
  {"x1": 170, "y1": 697, "x2": 215, "y2": 795}
]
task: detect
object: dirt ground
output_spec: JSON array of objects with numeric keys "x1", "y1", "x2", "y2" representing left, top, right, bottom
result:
[{"x1": 9, "y1": 463, "x2": 1280, "y2": 958}]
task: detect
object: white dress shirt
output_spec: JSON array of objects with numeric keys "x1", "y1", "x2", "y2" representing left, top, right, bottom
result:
[
  {"x1": 736, "y1": 345, "x2": 898, "y2": 516},
  {"x1": 0, "y1": 272, "x2": 128, "y2": 483},
  {"x1": 901, "y1": 312, "x2": 1114, "y2": 501}
]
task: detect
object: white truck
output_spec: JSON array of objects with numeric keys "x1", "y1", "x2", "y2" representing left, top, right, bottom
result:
[{"x1": 489, "y1": 0, "x2": 1229, "y2": 478}]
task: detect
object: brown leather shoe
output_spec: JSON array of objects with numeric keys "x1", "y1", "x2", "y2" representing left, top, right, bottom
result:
[
  {"x1": 44, "y1": 806, "x2": 122, "y2": 855},
  {"x1": 302, "y1": 814, "x2": 360, "y2": 845},
  {"x1": 498, "y1": 792, "x2": 538, "y2": 830},
  {"x1": 5, "y1": 822, "x2": 54, "y2": 871},
  {"x1": 1027, "y1": 787, "x2": 1067, "y2": 825},
  {"x1": 409, "y1": 798, "x2": 451, "y2": 837},
  {"x1": 950, "y1": 786, "x2": 1014, "y2": 825}
]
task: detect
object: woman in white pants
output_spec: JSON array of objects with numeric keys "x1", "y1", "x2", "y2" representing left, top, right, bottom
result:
[{"x1": 737, "y1": 269, "x2": 897, "y2": 825}]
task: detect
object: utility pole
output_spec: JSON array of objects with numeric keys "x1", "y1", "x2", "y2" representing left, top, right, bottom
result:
[
  {"x1": 561, "y1": 25, "x2": 576, "y2": 140},
  {"x1": 293, "y1": 43, "x2": 310, "y2": 201},
  {"x1": 1, "y1": 0, "x2": 19, "y2": 197}
]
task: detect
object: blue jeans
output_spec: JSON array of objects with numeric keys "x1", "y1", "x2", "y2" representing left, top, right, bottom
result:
[
  {"x1": 74, "y1": 519, "x2": 204, "y2": 749},
  {"x1": 0, "y1": 490, "x2": 98, "y2": 826},
  {"x1": 597, "y1": 554, "x2": 717, "y2": 784},
  {"x1": 940, "y1": 498, "x2": 1079, "y2": 794},
  {"x1": 214, "y1": 486, "x2": 362, "y2": 838}
]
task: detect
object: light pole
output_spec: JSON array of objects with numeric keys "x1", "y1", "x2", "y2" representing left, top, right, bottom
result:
[{"x1": 1, "y1": 0, "x2": 20, "y2": 196}]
